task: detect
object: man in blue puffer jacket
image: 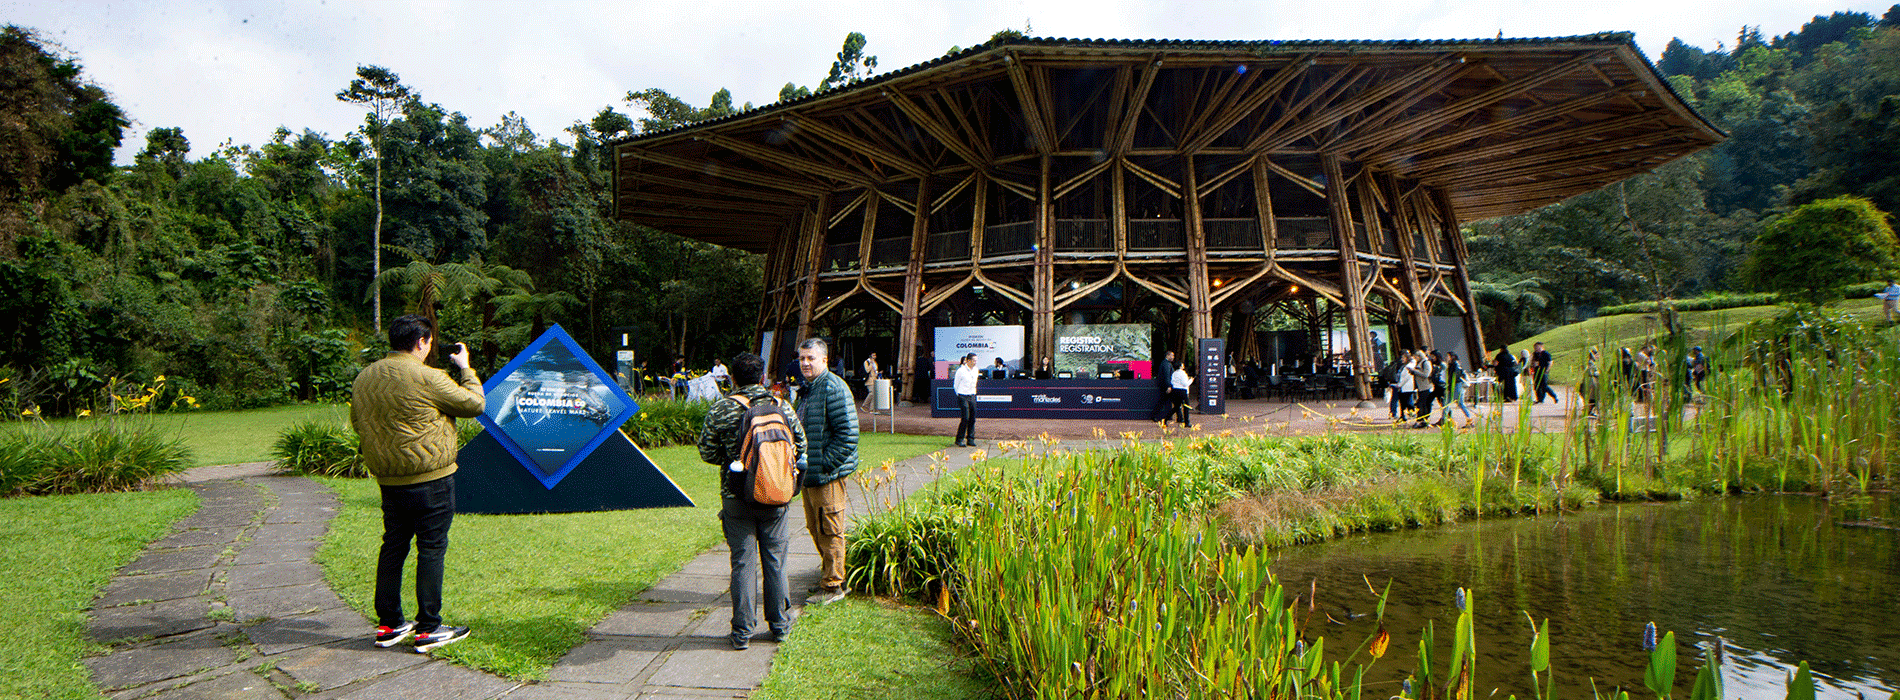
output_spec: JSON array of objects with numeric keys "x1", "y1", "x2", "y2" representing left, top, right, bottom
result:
[{"x1": 794, "y1": 337, "x2": 858, "y2": 605}]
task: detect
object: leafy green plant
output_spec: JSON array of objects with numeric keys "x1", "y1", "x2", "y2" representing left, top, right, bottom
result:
[
  {"x1": 0, "y1": 423, "x2": 192, "y2": 495},
  {"x1": 270, "y1": 421, "x2": 363, "y2": 477},
  {"x1": 621, "y1": 397, "x2": 712, "y2": 448}
]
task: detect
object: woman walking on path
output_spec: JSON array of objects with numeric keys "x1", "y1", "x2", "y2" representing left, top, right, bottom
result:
[
  {"x1": 1436, "y1": 353, "x2": 1474, "y2": 427},
  {"x1": 1492, "y1": 347, "x2": 1519, "y2": 402}
]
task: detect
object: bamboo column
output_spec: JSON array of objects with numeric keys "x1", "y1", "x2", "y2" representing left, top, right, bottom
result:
[
  {"x1": 1433, "y1": 186, "x2": 1488, "y2": 366},
  {"x1": 794, "y1": 195, "x2": 829, "y2": 345},
  {"x1": 1377, "y1": 173, "x2": 1435, "y2": 351},
  {"x1": 897, "y1": 178, "x2": 932, "y2": 406},
  {"x1": 1324, "y1": 156, "x2": 1376, "y2": 400},
  {"x1": 1183, "y1": 155, "x2": 1214, "y2": 340},
  {"x1": 1032, "y1": 155, "x2": 1056, "y2": 363}
]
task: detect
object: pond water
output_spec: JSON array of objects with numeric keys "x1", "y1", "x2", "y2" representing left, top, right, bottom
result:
[{"x1": 1263, "y1": 495, "x2": 1900, "y2": 699}]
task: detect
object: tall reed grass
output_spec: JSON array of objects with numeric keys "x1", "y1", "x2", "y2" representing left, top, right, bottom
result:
[{"x1": 842, "y1": 306, "x2": 1888, "y2": 698}]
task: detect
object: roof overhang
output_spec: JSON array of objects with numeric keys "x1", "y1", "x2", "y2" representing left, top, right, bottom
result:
[{"x1": 611, "y1": 34, "x2": 1723, "y2": 253}]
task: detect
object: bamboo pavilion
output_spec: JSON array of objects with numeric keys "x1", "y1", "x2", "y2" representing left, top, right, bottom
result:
[{"x1": 610, "y1": 33, "x2": 1723, "y2": 401}]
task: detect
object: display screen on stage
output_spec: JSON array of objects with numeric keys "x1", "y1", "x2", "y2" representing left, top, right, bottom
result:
[
  {"x1": 1054, "y1": 324, "x2": 1152, "y2": 379},
  {"x1": 477, "y1": 325, "x2": 637, "y2": 490},
  {"x1": 933, "y1": 325, "x2": 1024, "y2": 379}
]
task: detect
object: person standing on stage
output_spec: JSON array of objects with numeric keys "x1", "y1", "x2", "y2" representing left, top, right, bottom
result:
[
  {"x1": 1150, "y1": 350, "x2": 1176, "y2": 423},
  {"x1": 953, "y1": 353, "x2": 979, "y2": 447},
  {"x1": 794, "y1": 338, "x2": 858, "y2": 606}
]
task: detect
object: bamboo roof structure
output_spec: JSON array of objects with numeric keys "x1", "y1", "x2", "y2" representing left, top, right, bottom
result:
[
  {"x1": 608, "y1": 32, "x2": 1723, "y2": 402},
  {"x1": 611, "y1": 33, "x2": 1723, "y2": 253}
]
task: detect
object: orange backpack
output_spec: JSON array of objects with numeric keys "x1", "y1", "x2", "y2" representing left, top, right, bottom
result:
[{"x1": 728, "y1": 394, "x2": 801, "y2": 507}]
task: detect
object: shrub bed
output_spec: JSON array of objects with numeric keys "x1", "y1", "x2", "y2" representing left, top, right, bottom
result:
[{"x1": 0, "y1": 423, "x2": 192, "y2": 495}]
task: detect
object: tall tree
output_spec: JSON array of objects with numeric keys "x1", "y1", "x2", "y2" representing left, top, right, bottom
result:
[
  {"x1": 335, "y1": 65, "x2": 414, "y2": 334},
  {"x1": 818, "y1": 32, "x2": 878, "y2": 91},
  {"x1": 0, "y1": 25, "x2": 127, "y2": 251}
]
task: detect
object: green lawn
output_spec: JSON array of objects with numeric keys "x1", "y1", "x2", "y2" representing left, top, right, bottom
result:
[
  {"x1": 755, "y1": 598, "x2": 992, "y2": 700},
  {"x1": 314, "y1": 431, "x2": 953, "y2": 680},
  {"x1": 0, "y1": 489, "x2": 199, "y2": 699},
  {"x1": 0, "y1": 403, "x2": 348, "y2": 468},
  {"x1": 1503, "y1": 297, "x2": 1885, "y2": 385}
]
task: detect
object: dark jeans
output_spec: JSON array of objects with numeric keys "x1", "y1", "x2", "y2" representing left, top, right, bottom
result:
[
  {"x1": 1533, "y1": 369, "x2": 1559, "y2": 403},
  {"x1": 722, "y1": 497, "x2": 792, "y2": 638},
  {"x1": 1499, "y1": 372, "x2": 1520, "y2": 401},
  {"x1": 1417, "y1": 386, "x2": 1441, "y2": 421},
  {"x1": 1149, "y1": 384, "x2": 1173, "y2": 421},
  {"x1": 376, "y1": 474, "x2": 455, "y2": 631},
  {"x1": 955, "y1": 394, "x2": 976, "y2": 443},
  {"x1": 1168, "y1": 388, "x2": 1191, "y2": 426}
]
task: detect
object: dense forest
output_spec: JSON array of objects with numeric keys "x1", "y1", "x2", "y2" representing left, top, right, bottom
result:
[
  {"x1": 1466, "y1": 8, "x2": 1900, "y2": 340},
  {"x1": 2, "y1": 12, "x2": 1898, "y2": 416}
]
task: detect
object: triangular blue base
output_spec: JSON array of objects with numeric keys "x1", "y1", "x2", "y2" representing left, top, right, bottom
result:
[{"x1": 454, "y1": 429, "x2": 695, "y2": 514}]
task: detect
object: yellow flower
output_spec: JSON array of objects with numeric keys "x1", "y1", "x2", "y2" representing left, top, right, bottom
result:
[
  {"x1": 78, "y1": 409, "x2": 92, "y2": 418},
  {"x1": 154, "y1": 375, "x2": 167, "y2": 383}
]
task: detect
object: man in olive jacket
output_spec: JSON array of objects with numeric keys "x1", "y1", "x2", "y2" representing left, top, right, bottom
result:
[
  {"x1": 350, "y1": 314, "x2": 485, "y2": 652},
  {"x1": 795, "y1": 338, "x2": 858, "y2": 604}
]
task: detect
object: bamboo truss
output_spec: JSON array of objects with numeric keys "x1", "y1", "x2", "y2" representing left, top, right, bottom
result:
[{"x1": 612, "y1": 34, "x2": 1723, "y2": 400}]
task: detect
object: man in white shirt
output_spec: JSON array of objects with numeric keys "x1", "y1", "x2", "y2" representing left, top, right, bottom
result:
[
  {"x1": 1166, "y1": 363, "x2": 1194, "y2": 429},
  {"x1": 953, "y1": 353, "x2": 980, "y2": 446},
  {"x1": 708, "y1": 359, "x2": 730, "y2": 389}
]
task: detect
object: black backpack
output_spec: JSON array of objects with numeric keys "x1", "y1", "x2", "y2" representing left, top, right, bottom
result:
[{"x1": 727, "y1": 395, "x2": 801, "y2": 507}]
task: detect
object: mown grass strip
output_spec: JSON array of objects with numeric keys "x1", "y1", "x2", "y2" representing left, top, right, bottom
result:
[
  {"x1": 315, "y1": 432, "x2": 951, "y2": 680},
  {"x1": 0, "y1": 489, "x2": 199, "y2": 699}
]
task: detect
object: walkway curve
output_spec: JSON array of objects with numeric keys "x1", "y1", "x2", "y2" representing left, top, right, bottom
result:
[{"x1": 86, "y1": 443, "x2": 990, "y2": 699}]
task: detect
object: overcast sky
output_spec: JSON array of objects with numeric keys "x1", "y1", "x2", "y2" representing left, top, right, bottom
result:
[{"x1": 8, "y1": 0, "x2": 1892, "y2": 163}]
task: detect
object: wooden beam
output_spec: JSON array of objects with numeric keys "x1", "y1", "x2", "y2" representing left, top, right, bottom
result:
[
  {"x1": 1005, "y1": 54, "x2": 1058, "y2": 154},
  {"x1": 1336, "y1": 52, "x2": 1607, "y2": 156},
  {"x1": 1431, "y1": 130, "x2": 1698, "y2": 187},
  {"x1": 782, "y1": 115, "x2": 932, "y2": 179},
  {"x1": 1324, "y1": 155, "x2": 1377, "y2": 401},
  {"x1": 617, "y1": 190, "x2": 803, "y2": 215},
  {"x1": 1184, "y1": 154, "x2": 1214, "y2": 340},
  {"x1": 1180, "y1": 57, "x2": 1311, "y2": 153},
  {"x1": 884, "y1": 89, "x2": 987, "y2": 170},
  {"x1": 1432, "y1": 186, "x2": 1485, "y2": 367},
  {"x1": 1252, "y1": 56, "x2": 1467, "y2": 152},
  {"x1": 617, "y1": 169, "x2": 811, "y2": 205},
  {"x1": 795, "y1": 196, "x2": 829, "y2": 343},
  {"x1": 1377, "y1": 172, "x2": 1434, "y2": 351},
  {"x1": 1113, "y1": 56, "x2": 1162, "y2": 154},
  {"x1": 1362, "y1": 89, "x2": 1626, "y2": 167},
  {"x1": 698, "y1": 133, "x2": 876, "y2": 188},
  {"x1": 1404, "y1": 112, "x2": 1664, "y2": 173},
  {"x1": 1032, "y1": 154, "x2": 1057, "y2": 363},
  {"x1": 621, "y1": 149, "x2": 830, "y2": 196}
]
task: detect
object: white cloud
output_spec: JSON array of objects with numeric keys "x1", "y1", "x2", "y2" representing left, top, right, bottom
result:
[{"x1": 3, "y1": 0, "x2": 1889, "y2": 163}]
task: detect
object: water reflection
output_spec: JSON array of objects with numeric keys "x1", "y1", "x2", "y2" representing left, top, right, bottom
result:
[{"x1": 1264, "y1": 495, "x2": 1900, "y2": 699}]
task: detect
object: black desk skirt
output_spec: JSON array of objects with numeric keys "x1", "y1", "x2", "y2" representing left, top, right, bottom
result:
[{"x1": 929, "y1": 379, "x2": 1164, "y2": 419}]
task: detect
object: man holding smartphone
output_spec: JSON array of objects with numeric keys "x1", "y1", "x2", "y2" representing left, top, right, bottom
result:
[{"x1": 350, "y1": 314, "x2": 485, "y2": 652}]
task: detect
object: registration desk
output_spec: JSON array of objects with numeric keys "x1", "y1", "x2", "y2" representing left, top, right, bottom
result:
[{"x1": 929, "y1": 379, "x2": 1163, "y2": 420}]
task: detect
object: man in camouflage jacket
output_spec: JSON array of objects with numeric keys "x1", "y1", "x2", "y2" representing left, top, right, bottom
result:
[{"x1": 698, "y1": 353, "x2": 806, "y2": 650}]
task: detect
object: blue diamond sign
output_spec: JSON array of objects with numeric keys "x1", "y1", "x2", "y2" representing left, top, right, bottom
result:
[{"x1": 476, "y1": 325, "x2": 636, "y2": 490}]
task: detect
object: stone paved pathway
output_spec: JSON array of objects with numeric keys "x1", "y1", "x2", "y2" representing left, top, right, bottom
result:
[{"x1": 87, "y1": 443, "x2": 989, "y2": 699}]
